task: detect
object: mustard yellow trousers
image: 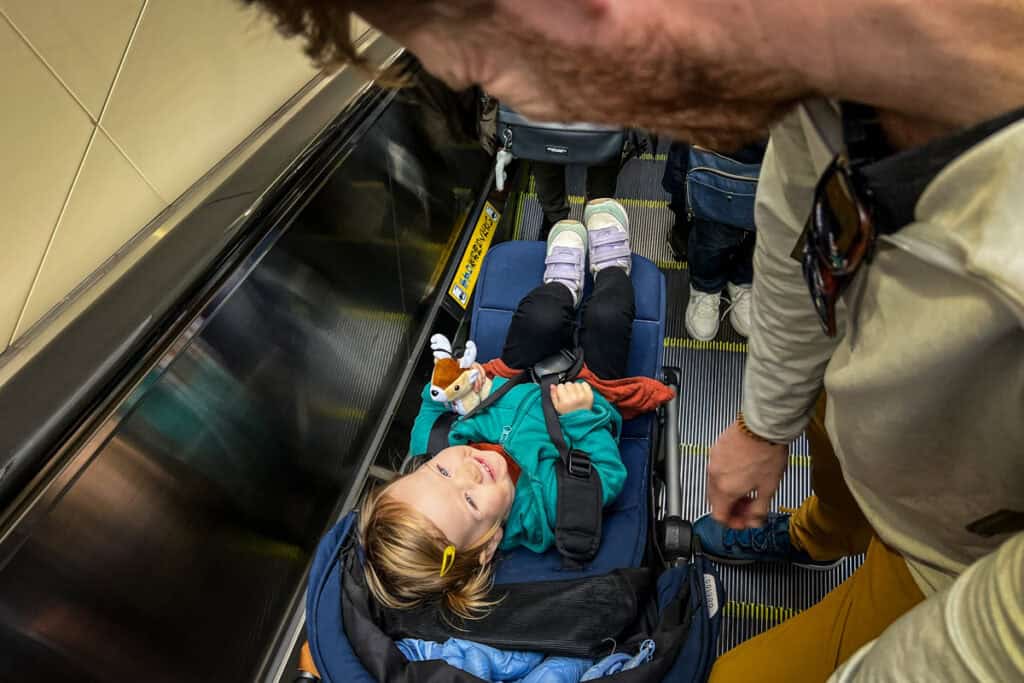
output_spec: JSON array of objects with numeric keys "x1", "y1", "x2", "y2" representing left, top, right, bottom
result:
[{"x1": 710, "y1": 397, "x2": 925, "y2": 682}]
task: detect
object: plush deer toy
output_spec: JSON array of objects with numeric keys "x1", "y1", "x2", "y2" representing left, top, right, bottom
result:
[{"x1": 429, "y1": 334, "x2": 490, "y2": 415}]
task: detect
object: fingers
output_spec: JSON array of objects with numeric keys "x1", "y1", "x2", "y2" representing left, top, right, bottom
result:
[
  {"x1": 550, "y1": 384, "x2": 565, "y2": 413},
  {"x1": 550, "y1": 382, "x2": 594, "y2": 414},
  {"x1": 706, "y1": 470, "x2": 748, "y2": 529},
  {"x1": 706, "y1": 420, "x2": 788, "y2": 529},
  {"x1": 745, "y1": 478, "x2": 779, "y2": 529}
]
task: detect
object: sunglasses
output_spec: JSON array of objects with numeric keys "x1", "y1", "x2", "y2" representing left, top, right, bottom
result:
[{"x1": 801, "y1": 154, "x2": 877, "y2": 336}]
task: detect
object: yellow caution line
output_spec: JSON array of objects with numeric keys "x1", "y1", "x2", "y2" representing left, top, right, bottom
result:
[
  {"x1": 340, "y1": 307, "x2": 411, "y2": 323},
  {"x1": 313, "y1": 403, "x2": 369, "y2": 421},
  {"x1": 232, "y1": 533, "x2": 307, "y2": 562},
  {"x1": 514, "y1": 188, "x2": 527, "y2": 240},
  {"x1": 681, "y1": 442, "x2": 811, "y2": 468},
  {"x1": 638, "y1": 153, "x2": 669, "y2": 161},
  {"x1": 522, "y1": 192, "x2": 669, "y2": 210},
  {"x1": 723, "y1": 601, "x2": 799, "y2": 625},
  {"x1": 656, "y1": 260, "x2": 688, "y2": 271},
  {"x1": 664, "y1": 337, "x2": 748, "y2": 353}
]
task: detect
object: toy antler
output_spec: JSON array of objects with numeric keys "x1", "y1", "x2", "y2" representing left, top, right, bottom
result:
[
  {"x1": 459, "y1": 341, "x2": 477, "y2": 368},
  {"x1": 430, "y1": 334, "x2": 454, "y2": 360}
]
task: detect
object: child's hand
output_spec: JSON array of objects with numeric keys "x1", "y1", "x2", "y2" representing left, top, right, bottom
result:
[
  {"x1": 551, "y1": 382, "x2": 594, "y2": 415},
  {"x1": 471, "y1": 362, "x2": 488, "y2": 392}
]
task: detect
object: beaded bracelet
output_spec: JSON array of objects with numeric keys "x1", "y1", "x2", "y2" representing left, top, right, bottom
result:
[{"x1": 736, "y1": 411, "x2": 783, "y2": 446}]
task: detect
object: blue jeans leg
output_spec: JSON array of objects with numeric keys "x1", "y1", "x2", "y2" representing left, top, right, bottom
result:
[{"x1": 688, "y1": 219, "x2": 755, "y2": 292}]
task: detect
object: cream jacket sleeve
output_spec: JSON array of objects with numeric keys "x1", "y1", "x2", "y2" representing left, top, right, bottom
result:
[
  {"x1": 741, "y1": 105, "x2": 842, "y2": 442},
  {"x1": 829, "y1": 532, "x2": 1024, "y2": 682}
]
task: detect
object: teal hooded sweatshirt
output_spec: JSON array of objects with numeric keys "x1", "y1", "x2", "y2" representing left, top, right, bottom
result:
[{"x1": 409, "y1": 378, "x2": 626, "y2": 554}]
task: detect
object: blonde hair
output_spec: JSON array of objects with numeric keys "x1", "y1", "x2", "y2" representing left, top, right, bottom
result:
[{"x1": 357, "y1": 480, "x2": 503, "y2": 621}]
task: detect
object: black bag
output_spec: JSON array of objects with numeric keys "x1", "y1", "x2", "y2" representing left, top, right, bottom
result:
[
  {"x1": 329, "y1": 526, "x2": 725, "y2": 683},
  {"x1": 497, "y1": 105, "x2": 626, "y2": 165}
]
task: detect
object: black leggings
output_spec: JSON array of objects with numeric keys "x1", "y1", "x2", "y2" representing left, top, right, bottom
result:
[{"x1": 501, "y1": 268, "x2": 635, "y2": 379}]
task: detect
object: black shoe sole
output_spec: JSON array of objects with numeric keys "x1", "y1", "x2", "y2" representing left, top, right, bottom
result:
[{"x1": 702, "y1": 551, "x2": 844, "y2": 572}]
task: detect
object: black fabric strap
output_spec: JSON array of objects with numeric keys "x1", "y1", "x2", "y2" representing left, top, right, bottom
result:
[
  {"x1": 539, "y1": 374, "x2": 604, "y2": 567},
  {"x1": 427, "y1": 412, "x2": 458, "y2": 457},
  {"x1": 539, "y1": 375, "x2": 571, "y2": 458},
  {"x1": 842, "y1": 103, "x2": 1024, "y2": 234}
]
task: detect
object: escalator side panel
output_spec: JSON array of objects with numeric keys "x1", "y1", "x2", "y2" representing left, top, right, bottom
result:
[{"x1": 0, "y1": 73, "x2": 490, "y2": 681}]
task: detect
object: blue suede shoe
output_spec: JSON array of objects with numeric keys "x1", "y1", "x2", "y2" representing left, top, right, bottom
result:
[{"x1": 694, "y1": 512, "x2": 843, "y2": 570}]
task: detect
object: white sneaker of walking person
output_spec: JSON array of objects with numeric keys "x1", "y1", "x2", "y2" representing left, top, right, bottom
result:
[
  {"x1": 685, "y1": 286, "x2": 722, "y2": 341},
  {"x1": 543, "y1": 220, "x2": 588, "y2": 306},
  {"x1": 725, "y1": 282, "x2": 752, "y2": 338},
  {"x1": 583, "y1": 198, "x2": 632, "y2": 276}
]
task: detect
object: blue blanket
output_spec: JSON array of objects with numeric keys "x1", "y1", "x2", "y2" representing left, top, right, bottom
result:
[{"x1": 396, "y1": 637, "x2": 655, "y2": 682}]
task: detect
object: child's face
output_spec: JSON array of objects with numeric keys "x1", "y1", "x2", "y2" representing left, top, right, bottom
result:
[{"x1": 388, "y1": 446, "x2": 516, "y2": 553}]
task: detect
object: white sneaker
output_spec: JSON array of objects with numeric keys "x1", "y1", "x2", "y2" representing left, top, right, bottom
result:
[
  {"x1": 543, "y1": 220, "x2": 588, "y2": 306},
  {"x1": 685, "y1": 286, "x2": 722, "y2": 341},
  {"x1": 726, "y1": 282, "x2": 752, "y2": 338}
]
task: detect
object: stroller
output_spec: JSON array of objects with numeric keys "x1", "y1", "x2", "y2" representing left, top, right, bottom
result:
[{"x1": 300, "y1": 242, "x2": 723, "y2": 682}]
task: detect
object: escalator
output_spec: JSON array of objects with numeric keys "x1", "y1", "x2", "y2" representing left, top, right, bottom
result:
[
  {"x1": 0, "y1": 49, "x2": 495, "y2": 682},
  {"x1": 0, "y1": 44, "x2": 860, "y2": 682}
]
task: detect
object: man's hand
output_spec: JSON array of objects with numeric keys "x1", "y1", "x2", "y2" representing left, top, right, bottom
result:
[
  {"x1": 707, "y1": 420, "x2": 788, "y2": 529},
  {"x1": 551, "y1": 382, "x2": 593, "y2": 415}
]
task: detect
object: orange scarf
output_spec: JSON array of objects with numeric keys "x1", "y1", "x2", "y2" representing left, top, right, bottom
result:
[{"x1": 480, "y1": 359, "x2": 675, "y2": 421}]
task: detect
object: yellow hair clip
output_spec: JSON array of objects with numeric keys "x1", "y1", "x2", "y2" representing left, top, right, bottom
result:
[{"x1": 439, "y1": 545, "x2": 456, "y2": 577}]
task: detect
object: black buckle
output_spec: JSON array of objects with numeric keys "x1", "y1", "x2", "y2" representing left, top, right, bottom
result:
[
  {"x1": 530, "y1": 349, "x2": 581, "y2": 384},
  {"x1": 567, "y1": 450, "x2": 592, "y2": 478}
]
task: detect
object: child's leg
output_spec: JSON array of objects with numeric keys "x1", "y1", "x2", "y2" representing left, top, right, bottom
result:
[
  {"x1": 500, "y1": 282, "x2": 576, "y2": 369},
  {"x1": 501, "y1": 221, "x2": 589, "y2": 369},
  {"x1": 580, "y1": 267, "x2": 635, "y2": 378},
  {"x1": 580, "y1": 198, "x2": 635, "y2": 379}
]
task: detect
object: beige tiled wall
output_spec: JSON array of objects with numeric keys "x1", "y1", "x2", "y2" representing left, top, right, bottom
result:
[{"x1": 0, "y1": 1, "x2": 370, "y2": 351}]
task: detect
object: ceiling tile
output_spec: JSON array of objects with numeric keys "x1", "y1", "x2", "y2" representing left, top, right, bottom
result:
[
  {"x1": 101, "y1": 0, "x2": 318, "y2": 203},
  {"x1": 0, "y1": 0, "x2": 143, "y2": 120},
  {"x1": 15, "y1": 130, "x2": 165, "y2": 338},
  {"x1": 0, "y1": 19, "x2": 94, "y2": 348}
]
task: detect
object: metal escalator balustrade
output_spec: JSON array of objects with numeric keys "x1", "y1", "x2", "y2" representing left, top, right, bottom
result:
[{"x1": 0, "y1": 60, "x2": 493, "y2": 682}]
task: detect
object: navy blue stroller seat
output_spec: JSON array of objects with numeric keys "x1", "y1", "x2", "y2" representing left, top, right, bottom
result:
[
  {"x1": 472, "y1": 242, "x2": 664, "y2": 582},
  {"x1": 302, "y1": 242, "x2": 723, "y2": 682}
]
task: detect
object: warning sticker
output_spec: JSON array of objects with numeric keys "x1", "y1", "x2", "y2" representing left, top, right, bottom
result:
[{"x1": 448, "y1": 201, "x2": 501, "y2": 309}]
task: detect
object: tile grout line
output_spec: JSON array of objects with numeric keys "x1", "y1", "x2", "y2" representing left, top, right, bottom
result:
[
  {"x1": 8, "y1": 129, "x2": 100, "y2": 346},
  {"x1": 97, "y1": 0, "x2": 166, "y2": 203},
  {"x1": 0, "y1": 8, "x2": 97, "y2": 122},
  {"x1": 8, "y1": 0, "x2": 158, "y2": 344}
]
